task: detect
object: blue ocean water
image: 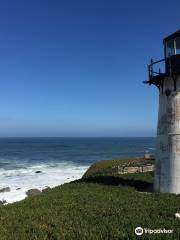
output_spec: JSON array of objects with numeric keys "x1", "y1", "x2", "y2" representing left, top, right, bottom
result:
[
  {"x1": 0, "y1": 137, "x2": 155, "y2": 169},
  {"x1": 0, "y1": 137, "x2": 156, "y2": 203}
]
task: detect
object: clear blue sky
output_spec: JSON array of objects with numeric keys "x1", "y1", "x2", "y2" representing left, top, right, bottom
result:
[{"x1": 0, "y1": 0, "x2": 179, "y2": 137}]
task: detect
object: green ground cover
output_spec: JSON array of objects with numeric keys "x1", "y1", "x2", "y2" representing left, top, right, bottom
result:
[
  {"x1": 0, "y1": 158, "x2": 179, "y2": 240},
  {"x1": 83, "y1": 157, "x2": 154, "y2": 178}
]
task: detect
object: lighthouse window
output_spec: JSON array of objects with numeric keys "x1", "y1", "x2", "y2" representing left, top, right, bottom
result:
[
  {"x1": 175, "y1": 37, "x2": 180, "y2": 54},
  {"x1": 166, "y1": 39, "x2": 175, "y2": 57}
]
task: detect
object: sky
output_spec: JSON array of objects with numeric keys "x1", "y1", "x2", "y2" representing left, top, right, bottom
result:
[{"x1": 0, "y1": 0, "x2": 179, "y2": 137}]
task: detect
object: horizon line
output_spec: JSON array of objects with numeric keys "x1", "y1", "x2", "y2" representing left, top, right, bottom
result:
[{"x1": 0, "y1": 136, "x2": 156, "y2": 138}]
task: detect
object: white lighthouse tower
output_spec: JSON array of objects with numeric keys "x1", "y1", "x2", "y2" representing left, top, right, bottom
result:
[{"x1": 145, "y1": 30, "x2": 180, "y2": 194}]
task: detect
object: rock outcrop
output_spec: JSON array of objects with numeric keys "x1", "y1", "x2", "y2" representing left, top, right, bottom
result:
[
  {"x1": 26, "y1": 189, "x2": 41, "y2": 197},
  {"x1": 117, "y1": 164, "x2": 154, "y2": 174},
  {"x1": 0, "y1": 187, "x2": 10, "y2": 193}
]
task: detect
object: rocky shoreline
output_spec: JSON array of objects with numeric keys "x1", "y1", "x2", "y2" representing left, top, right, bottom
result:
[
  {"x1": 0, "y1": 157, "x2": 155, "y2": 205},
  {"x1": 0, "y1": 170, "x2": 77, "y2": 205}
]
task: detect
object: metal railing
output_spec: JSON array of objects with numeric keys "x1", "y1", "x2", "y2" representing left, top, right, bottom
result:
[{"x1": 148, "y1": 58, "x2": 166, "y2": 80}]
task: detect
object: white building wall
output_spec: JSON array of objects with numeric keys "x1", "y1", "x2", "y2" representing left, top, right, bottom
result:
[{"x1": 155, "y1": 75, "x2": 180, "y2": 193}]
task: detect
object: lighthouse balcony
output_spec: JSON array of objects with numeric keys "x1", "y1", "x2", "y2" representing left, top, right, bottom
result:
[
  {"x1": 144, "y1": 58, "x2": 167, "y2": 88},
  {"x1": 144, "y1": 55, "x2": 180, "y2": 88},
  {"x1": 145, "y1": 30, "x2": 180, "y2": 88}
]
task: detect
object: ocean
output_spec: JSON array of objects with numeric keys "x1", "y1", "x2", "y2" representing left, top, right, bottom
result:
[{"x1": 0, "y1": 137, "x2": 155, "y2": 203}]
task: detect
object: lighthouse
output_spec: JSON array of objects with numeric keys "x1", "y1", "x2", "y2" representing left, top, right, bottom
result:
[{"x1": 145, "y1": 30, "x2": 180, "y2": 193}]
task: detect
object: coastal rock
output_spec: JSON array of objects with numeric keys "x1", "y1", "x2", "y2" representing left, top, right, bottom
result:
[
  {"x1": 0, "y1": 200, "x2": 7, "y2": 205},
  {"x1": 0, "y1": 187, "x2": 10, "y2": 193},
  {"x1": 42, "y1": 187, "x2": 51, "y2": 192},
  {"x1": 35, "y1": 171, "x2": 42, "y2": 174},
  {"x1": 117, "y1": 165, "x2": 154, "y2": 175},
  {"x1": 26, "y1": 189, "x2": 41, "y2": 197}
]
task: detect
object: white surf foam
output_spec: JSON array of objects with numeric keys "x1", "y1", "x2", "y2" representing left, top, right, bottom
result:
[{"x1": 0, "y1": 162, "x2": 88, "y2": 204}]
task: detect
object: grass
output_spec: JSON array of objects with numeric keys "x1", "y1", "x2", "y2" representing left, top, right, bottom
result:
[
  {"x1": 83, "y1": 157, "x2": 154, "y2": 178},
  {"x1": 0, "y1": 158, "x2": 180, "y2": 239}
]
